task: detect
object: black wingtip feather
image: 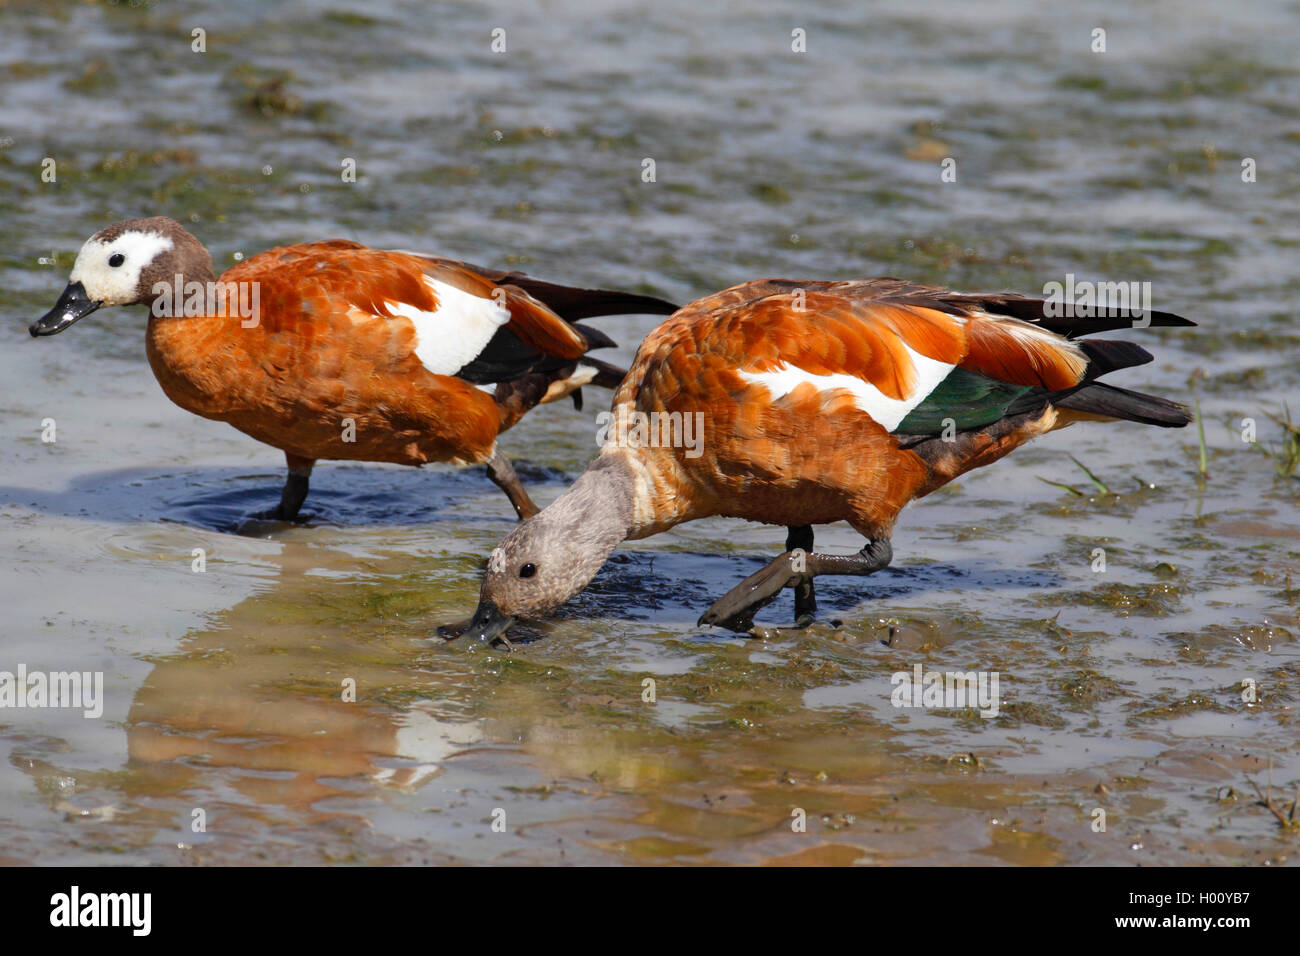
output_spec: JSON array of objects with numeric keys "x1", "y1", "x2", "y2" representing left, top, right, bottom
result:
[
  {"x1": 1078, "y1": 339, "x2": 1154, "y2": 378},
  {"x1": 502, "y1": 276, "x2": 678, "y2": 320},
  {"x1": 986, "y1": 295, "x2": 1196, "y2": 338},
  {"x1": 569, "y1": 322, "x2": 617, "y2": 351}
]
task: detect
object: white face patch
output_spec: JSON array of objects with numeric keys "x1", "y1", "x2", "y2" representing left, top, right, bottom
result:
[
  {"x1": 68, "y1": 231, "x2": 174, "y2": 307},
  {"x1": 738, "y1": 344, "x2": 955, "y2": 432},
  {"x1": 392, "y1": 275, "x2": 511, "y2": 376}
]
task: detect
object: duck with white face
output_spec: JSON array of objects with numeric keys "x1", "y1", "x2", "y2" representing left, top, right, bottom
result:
[
  {"x1": 28, "y1": 217, "x2": 677, "y2": 526},
  {"x1": 30, "y1": 220, "x2": 212, "y2": 336}
]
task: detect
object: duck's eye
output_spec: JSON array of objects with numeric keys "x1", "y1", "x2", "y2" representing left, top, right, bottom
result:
[
  {"x1": 519, "y1": 563, "x2": 537, "y2": 579},
  {"x1": 108, "y1": 253, "x2": 125, "y2": 267}
]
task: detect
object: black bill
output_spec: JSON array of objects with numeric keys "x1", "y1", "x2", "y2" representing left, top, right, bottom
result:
[{"x1": 30, "y1": 282, "x2": 101, "y2": 336}]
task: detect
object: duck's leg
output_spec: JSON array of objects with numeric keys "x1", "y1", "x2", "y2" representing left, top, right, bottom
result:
[
  {"x1": 699, "y1": 538, "x2": 892, "y2": 633},
  {"x1": 258, "y1": 453, "x2": 315, "y2": 521},
  {"x1": 786, "y1": 525, "x2": 816, "y2": 626},
  {"x1": 485, "y1": 449, "x2": 539, "y2": 520}
]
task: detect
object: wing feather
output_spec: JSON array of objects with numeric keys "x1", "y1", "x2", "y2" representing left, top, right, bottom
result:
[{"x1": 638, "y1": 283, "x2": 1090, "y2": 434}]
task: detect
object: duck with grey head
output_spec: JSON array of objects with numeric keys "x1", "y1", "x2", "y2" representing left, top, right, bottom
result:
[{"x1": 450, "y1": 275, "x2": 1194, "y2": 645}]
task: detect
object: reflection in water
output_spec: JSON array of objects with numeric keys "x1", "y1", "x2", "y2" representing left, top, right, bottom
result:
[{"x1": 124, "y1": 539, "x2": 480, "y2": 798}]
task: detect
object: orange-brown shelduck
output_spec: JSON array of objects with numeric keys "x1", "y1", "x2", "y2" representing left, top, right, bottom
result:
[
  {"x1": 455, "y1": 277, "x2": 1194, "y2": 643},
  {"x1": 30, "y1": 217, "x2": 676, "y2": 521}
]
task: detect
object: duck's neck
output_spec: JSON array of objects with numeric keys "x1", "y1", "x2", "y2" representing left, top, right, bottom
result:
[
  {"x1": 143, "y1": 258, "x2": 219, "y2": 320},
  {"x1": 595, "y1": 443, "x2": 707, "y2": 540},
  {"x1": 141, "y1": 254, "x2": 231, "y2": 419},
  {"x1": 548, "y1": 453, "x2": 637, "y2": 555}
]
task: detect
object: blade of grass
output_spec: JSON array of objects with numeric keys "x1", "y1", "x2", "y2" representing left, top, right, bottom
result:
[
  {"x1": 1036, "y1": 476, "x2": 1084, "y2": 496},
  {"x1": 1067, "y1": 455, "x2": 1111, "y2": 495},
  {"x1": 1253, "y1": 403, "x2": 1300, "y2": 478},
  {"x1": 1193, "y1": 393, "x2": 1209, "y2": 479}
]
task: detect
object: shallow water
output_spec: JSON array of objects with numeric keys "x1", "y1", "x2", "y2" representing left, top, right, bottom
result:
[{"x1": 0, "y1": 0, "x2": 1297, "y2": 865}]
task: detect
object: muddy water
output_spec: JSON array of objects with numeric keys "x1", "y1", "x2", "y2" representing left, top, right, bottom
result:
[{"x1": 0, "y1": 0, "x2": 1297, "y2": 865}]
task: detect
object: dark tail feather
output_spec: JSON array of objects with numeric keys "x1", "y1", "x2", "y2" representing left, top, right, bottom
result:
[
  {"x1": 497, "y1": 275, "x2": 678, "y2": 321},
  {"x1": 1053, "y1": 382, "x2": 1192, "y2": 427}
]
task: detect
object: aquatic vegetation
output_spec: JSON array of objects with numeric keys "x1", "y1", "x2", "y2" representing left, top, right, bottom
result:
[{"x1": 1252, "y1": 404, "x2": 1300, "y2": 480}]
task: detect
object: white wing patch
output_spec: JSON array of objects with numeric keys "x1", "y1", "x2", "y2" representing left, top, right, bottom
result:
[
  {"x1": 738, "y1": 344, "x2": 954, "y2": 432},
  {"x1": 389, "y1": 275, "x2": 510, "y2": 376}
]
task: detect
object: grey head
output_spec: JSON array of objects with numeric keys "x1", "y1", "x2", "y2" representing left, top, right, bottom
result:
[{"x1": 464, "y1": 457, "x2": 634, "y2": 642}]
